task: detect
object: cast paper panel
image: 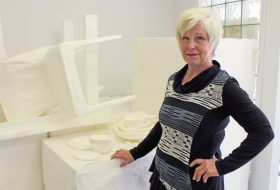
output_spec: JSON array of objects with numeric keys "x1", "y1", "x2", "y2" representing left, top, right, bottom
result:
[{"x1": 44, "y1": 35, "x2": 123, "y2": 116}]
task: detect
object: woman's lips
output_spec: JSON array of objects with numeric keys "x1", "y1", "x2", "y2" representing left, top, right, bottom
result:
[{"x1": 186, "y1": 53, "x2": 199, "y2": 57}]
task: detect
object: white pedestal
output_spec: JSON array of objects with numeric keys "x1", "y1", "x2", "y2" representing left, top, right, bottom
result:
[{"x1": 42, "y1": 125, "x2": 155, "y2": 190}]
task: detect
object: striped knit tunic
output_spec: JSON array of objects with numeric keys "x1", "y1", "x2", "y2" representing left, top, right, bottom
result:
[{"x1": 130, "y1": 61, "x2": 274, "y2": 190}]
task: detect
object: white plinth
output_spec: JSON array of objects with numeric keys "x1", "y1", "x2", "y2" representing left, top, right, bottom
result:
[{"x1": 42, "y1": 125, "x2": 155, "y2": 190}]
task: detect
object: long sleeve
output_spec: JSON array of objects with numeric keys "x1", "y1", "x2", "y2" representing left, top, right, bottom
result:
[
  {"x1": 130, "y1": 121, "x2": 162, "y2": 160},
  {"x1": 215, "y1": 78, "x2": 274, "y2": 175}
]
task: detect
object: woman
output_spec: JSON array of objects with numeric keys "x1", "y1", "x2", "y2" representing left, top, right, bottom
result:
[{"x1": 111, "y1": 7, "x2": 274, "y2": 190}]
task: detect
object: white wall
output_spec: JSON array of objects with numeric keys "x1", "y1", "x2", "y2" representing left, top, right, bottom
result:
[
  {"x1": 249, "y1": 0, "x2": 280, "y2": 189},
  {"x1": 0, "y1": 18, "x2": 6, "y2": 59},
  {"x1": 174, "y1": 0, "x2": 198, "y2": 18},
  {"x1": 0, "y1": 0, "x2": 182, "y2": 96}
]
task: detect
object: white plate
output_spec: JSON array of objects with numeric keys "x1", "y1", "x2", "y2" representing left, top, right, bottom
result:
[
  {"x1": 119, "y1": 120, "x2": 153, "y2": 132},
  {"x1": 74, "y1": 151, "x2": 101, "y2": 161},
  {"x1": 114, "y1": 124, "x2": 151, "y2": 141},
  {"x1": 67, "y1": 136, "x2": 91, "y2": 150}
]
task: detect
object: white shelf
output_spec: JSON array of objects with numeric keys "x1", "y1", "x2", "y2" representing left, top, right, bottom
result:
[{"x1": 0, "y1": 95, "x2": 135, "y2": 141}]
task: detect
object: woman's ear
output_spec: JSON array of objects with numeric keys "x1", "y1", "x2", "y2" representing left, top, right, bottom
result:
[{"x1": 211, "y1": 44, "x2": 217, "y2": 57}]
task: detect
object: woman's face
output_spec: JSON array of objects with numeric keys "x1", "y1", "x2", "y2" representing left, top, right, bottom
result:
[{"x1": 179, "y1": 23, "x2": 214, "y2": 68}]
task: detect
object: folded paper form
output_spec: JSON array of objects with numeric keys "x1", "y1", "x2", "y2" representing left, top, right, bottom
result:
[
  {"x1": 0, "y1": 35, "x2": 135, "y2": 121},
  {"x1": 0, "y1": 46, "x2": 56, "y2": 121}
]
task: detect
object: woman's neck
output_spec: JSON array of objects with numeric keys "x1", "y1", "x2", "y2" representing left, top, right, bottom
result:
[{"x1": 181, "y1": 62, "x2": 213, "y2": 85}]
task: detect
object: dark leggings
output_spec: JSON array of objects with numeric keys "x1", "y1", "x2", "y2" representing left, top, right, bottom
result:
[{"x1": 149, "y1": 168, "x2": 166, "y2": 190}]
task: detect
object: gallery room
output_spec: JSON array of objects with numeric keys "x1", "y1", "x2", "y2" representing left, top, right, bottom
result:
[{"x1": 0, "y1": 0, "x2": 279, "y2": 190}]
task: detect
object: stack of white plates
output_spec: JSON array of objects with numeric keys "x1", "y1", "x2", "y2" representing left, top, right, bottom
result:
[
  {"x1": 114, "y1": 121, "x2": 153, "y2": 140},
  {"x1": 114, "y1": 111, "x2": 156, "y2": 140}
]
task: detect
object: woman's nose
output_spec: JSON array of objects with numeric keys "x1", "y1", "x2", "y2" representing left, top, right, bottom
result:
[{"x1": 187, "y1": 40, "x2": 196, "y2": 50}]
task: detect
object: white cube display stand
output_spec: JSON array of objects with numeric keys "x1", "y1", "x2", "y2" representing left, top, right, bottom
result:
[{"x1": 42, "y1": 125, "x2": 155, "y2": 190}]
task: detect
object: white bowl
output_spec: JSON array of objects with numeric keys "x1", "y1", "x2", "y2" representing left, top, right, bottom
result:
[
  {"x1": 67, "y1": 137, "x2": 91, "y2": 150},
  {"x1": 89, "y1": 134, "x2": 113, "y2": 154}
]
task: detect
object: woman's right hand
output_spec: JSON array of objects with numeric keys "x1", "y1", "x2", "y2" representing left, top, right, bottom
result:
[{"x1": 111, "y1": 149, "x2": 135, "y2": 167}]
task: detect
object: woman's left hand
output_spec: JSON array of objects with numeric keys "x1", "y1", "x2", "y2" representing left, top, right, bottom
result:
[{"x1": 190, "y1": 158, "x2": 219, "y2": 183}]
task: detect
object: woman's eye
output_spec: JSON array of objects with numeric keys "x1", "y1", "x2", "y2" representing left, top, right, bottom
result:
[
  {"x1": 181, "y1": 36, "x2": 189, "y2": 40},
  {"x1": 195, "y1": 36, "x2": 205, "y2": 41}
]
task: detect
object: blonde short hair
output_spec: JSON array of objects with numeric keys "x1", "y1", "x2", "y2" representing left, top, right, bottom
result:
[{"x1": 176, "y1": 7, "x2": 223, "y2": 49}]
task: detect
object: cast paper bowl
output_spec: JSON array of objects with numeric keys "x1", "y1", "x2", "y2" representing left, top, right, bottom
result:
[{"x1": 89, "y1": 134, "x2": 113, "y2": 154}]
